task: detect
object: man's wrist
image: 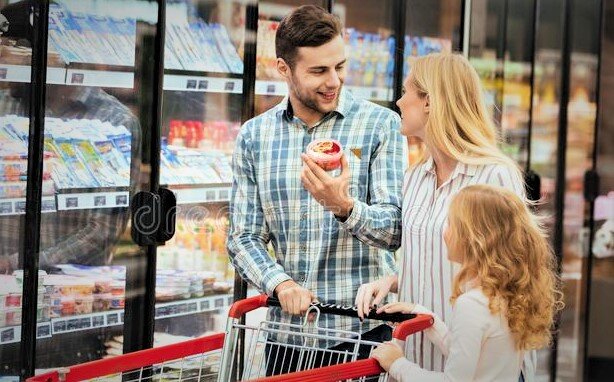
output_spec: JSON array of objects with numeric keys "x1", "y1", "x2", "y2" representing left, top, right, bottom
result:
[
  {"x1": 274, "y1": 279, "x2": 297, "y2": 295},
  {"x1": 335, "y1": 198, "x2": 354, "y2": 219}
]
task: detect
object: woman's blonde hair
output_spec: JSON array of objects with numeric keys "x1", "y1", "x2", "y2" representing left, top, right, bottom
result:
[
  {"x1": 408, "y1": 53, "x2": 521, "y2": 179},
  {"x1": 448, "y1": 184, "x2": 563, "y2": 351}
]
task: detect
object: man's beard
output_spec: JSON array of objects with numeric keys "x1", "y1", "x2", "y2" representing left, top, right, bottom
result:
[{"x1": 290, "y1": 75, "x2": 340, "y2": 116}]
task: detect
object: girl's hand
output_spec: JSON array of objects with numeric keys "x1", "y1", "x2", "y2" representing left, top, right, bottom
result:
[
  {"x1": 375, "y1": 301, "x2": 415, "y2": 315},
  {"x1": 371, "y1": 341, "x2": 404, "y2": 371},
  {"x1": 355, "y1": 275, "x2": 398, "y2": 319}
]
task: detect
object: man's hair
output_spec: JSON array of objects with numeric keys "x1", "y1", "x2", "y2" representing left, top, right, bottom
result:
[{"x1": 275, "y1": 5, "x2": 343, "y2": 68}]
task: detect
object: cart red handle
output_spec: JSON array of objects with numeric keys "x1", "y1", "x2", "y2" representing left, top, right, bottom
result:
[
  {"x1": 229, "y1": 294, "x2": 421, "y2": 323},
  {"x1": 247, "y1": 358, "x2": 384, "y2": 382},
  {"x1": 392, "y1": 313, "x2": 434, "y2": 340},
  {"x1": 25, "y1": 333, "x2": 225, "y2": 382}
]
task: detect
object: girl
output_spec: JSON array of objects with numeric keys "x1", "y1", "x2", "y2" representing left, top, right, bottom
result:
[
  {"x1": 371, "y1": 184, "x2": 563, "y2": 381},
  {"x1": 355, "y1": 52, "x2": 528, "y2": 375}
]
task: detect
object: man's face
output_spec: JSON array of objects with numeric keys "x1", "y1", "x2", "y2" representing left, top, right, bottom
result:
[{"x1": 282, "y1": 35, "x2": 347, "y2": 116}]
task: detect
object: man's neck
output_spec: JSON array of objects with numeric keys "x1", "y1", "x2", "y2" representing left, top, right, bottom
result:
[{"x1": 288, "y1": 95, "x2": 325, "y2": 127}]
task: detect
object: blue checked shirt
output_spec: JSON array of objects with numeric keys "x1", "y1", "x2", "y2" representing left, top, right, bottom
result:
[{"x1": 227, "y1": 89, "x2": 405, "y2": 346}]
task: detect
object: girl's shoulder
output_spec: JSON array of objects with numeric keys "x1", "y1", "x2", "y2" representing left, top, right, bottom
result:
[{"x1": 455, "y1": 288, "x2": 491, "y2": 312}]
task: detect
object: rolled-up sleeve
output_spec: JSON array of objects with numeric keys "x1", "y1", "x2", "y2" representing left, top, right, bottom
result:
[{"x1": 338, "y1": 113, "x2": 405, "y2": 251}]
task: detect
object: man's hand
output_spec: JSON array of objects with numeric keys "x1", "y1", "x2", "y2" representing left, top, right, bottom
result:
[
  {"x1": 300, "y1": 153, "x2": 354, "y2": 218},
  {"x1": 274, "y1": 279, "x2": 316, "y2": 316}
]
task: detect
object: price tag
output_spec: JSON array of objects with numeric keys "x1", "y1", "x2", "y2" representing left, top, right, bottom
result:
[
  {"x1": 186, "y1": 79, "x2": 197, "y2": 89},
  {"x1": 71, "y1": 72, "x2": 85, "y2": 84},
  {"x1": 94, "y1": 195, "x2": 106, "y2": 207}
]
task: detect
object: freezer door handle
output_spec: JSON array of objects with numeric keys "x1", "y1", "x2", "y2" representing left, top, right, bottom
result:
[
  {"x1": 130, "y1": 189, "x2": 176, "y2": 246},
  {"x1": 156, "y1": 187, "x2": 176, "y2": 244},
  {"x1": 131, "y1": 191, "x2": 160, "y2": 246}
]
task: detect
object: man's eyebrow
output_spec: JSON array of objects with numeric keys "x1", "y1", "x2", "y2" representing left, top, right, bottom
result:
[{"x1": 307, "y1": 59, "x2": 347, "y2": 70}]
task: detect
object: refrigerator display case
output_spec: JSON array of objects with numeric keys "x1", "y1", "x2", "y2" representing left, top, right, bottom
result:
[
  {"x1": 467, "y1": 0, "x2": 536, "y2": 169},
  {"x1": 153, "y1": 0, "x2": 245, "y2": 344},
  {"x1": 0, "y1": 0, "x2": 236, "y2": 378}
]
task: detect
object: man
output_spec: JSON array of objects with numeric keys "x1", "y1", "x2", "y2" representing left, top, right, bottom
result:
[{"x1": 227, "y1": 5, "x2": 405, "y2": 375}]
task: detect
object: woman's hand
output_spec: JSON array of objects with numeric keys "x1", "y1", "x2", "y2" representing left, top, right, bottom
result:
[
  {"x1": 355, "y1": 274, "x2": 398, "y2": 319},
  {"x1": 371, "y1": 341, "x2": 404, "y2": 372},
  {"x1": 375, "y1": 301, "x2": 415, "y2": 315}
]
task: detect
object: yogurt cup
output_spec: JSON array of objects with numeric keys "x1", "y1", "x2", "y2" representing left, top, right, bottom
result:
[{"x1": 306, "y1": 139, "x2": 343, "y2": 171}]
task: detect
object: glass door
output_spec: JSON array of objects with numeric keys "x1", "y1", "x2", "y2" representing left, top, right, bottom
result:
[
  {"x1": 0, "y1": 0, "x2": 39, "y2": 378},
  {"x1": 152, "y1": 0, "x2": 246, "y2": 344},
  {"x1": 586, "y1": 3, "x2": 614, "y2": 380},
  {"x1": 1, "y1": 0, "x2": 163, "y2": 375},
  {"x1": 332, "y1": 0, "x2": 396, "y2": 107}
]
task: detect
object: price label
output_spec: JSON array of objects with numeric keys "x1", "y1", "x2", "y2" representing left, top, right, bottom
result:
[{"x1": 71, "y1": 72, "x2": 85, "y2": 84}]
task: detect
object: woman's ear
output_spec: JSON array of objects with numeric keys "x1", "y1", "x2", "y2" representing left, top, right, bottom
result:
[
  {"x1": 277, "y1": 58, "x2": 290, "y2": 80},
  {"x1": 423, "y1": 94, "x2": 430, "y2": 114}
]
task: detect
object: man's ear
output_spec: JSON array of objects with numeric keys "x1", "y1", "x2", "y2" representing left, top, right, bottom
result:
[{"x1": 277, "y1": 58, "x2": 290, "y2": 80}]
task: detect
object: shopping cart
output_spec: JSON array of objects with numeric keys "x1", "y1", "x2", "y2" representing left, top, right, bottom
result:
[{"x1": 27, "y1": 294, "x2": 433, "y2": 382}]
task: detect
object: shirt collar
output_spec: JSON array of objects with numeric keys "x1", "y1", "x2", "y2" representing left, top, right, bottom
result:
[
  {"x1": 276, "y1": 87, "x2": 354, "y2": 123},
  {"x1": 421, "y1": 156, "x2": 479, "y2": 178}
]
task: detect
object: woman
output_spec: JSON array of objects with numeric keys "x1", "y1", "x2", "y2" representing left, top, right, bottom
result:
[{"x1": 355, "y1": 53, "x2": 531, "y2": 377}]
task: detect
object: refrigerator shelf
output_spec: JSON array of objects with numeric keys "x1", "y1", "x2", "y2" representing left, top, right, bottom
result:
[
  {"x1": 0, "y1": 322, "x2": 52, "y2": 346},
  {"x1": 0, "y1": 65, "x2": 65, "y2": 85},
  {"x1": 0, "y1": 64, "x2": 134, "y2": 89},
  {"x1": 0, "y1": 294, "x2": 233, "y2": 345},
  {"x1": 55, "y1": 190, "x2": 130, "y2": 211},
  {"x1": 163, "y1": 70, "x2": 243, "y2": 94},
  {"x1": 254, "y1": 80, "x2": 393, "y2": 102},
  {"x1": 0, "y1": 185, "x2": 233, "y2": 216},
  {"x1": 168, "y1": 184, "x2": 232, "y2": 205},
  {"x1": 0, "y1": 196, "x2": 56, "y2": 216}
]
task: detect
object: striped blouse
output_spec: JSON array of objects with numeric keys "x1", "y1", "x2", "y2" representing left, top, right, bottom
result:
[{"x1": 399, "y1": 157, "x2": 525, "y2": 372}]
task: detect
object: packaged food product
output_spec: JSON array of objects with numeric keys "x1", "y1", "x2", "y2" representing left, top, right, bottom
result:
[
  {"x1": 110, "y1": 282, "x2": 125, "y2": 296},
  {"x1": 306, "y1": 139, "x2": 343, "y2": 171},
  {"x1": 109, "y1": 295, "x2": 124, "y2": 309},
  {"x1": 94, "y1": 279, "x2": 112, "y2": 294},
  {"x1": 75, "y1": 295, "x2": 94, "y2": 315},
  {"x1": 5, "y1": 308, "x2": 22, "y2": 326},
  {"x1": 1, "y1": 294, "x2": 21, "y2": 309},
  {"x1": 60, "y1": 297, "x2": 75, "y2": 316},
  {"x1": 93, "y1": 293, "x2": 112, "y2": 312},
  {"x1": 37, "y1": 305, "x2": 50, "y2": 322}
]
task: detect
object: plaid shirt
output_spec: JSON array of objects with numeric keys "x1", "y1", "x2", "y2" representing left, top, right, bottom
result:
[{"x1": 227, "y1": 89, "x2": 405, "y2": 345}]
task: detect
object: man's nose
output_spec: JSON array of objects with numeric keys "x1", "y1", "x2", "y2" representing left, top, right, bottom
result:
[{"x1": 325, "y1": 70, "x2": 341, "y2": 88}]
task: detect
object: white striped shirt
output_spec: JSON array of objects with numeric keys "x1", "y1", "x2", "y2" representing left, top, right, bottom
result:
[{"x1": 399, "y1": 157, "x2": 525, "y2": 372}]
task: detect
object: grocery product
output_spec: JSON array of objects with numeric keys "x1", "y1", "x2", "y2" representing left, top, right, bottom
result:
[
  {"x1": 306, "y1": 139, "x2": 343, "y2": 171},
  {"x1": 165, "y1": 21, "x2": 243, "y2": 73},
  {"x1": 47, "y1": 3, "x2": 136, "y2": 66}
]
